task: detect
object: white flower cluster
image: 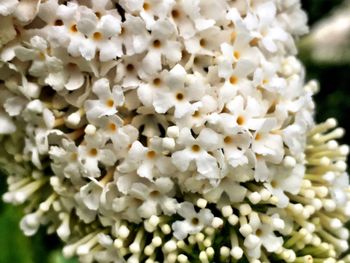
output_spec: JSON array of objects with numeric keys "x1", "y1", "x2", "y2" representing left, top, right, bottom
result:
[{"x1": 0, "y1": 0, "x2": 349, "y2": 262}]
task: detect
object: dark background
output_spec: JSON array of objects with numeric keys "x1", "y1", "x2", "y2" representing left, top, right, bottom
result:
[
  {"x1": 0, "y1": 1, "x2": 349, "y2": 262},
  {"x1": 301, "y1": 0, "x2": 350, "y2": 145}
]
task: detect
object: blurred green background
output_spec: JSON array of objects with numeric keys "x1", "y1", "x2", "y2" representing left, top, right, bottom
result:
[{"x1": 0, "y1": 1, "x2": 349, "y2": 262}]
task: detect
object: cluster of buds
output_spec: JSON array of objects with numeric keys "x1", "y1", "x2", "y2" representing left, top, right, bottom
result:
[{"x1": 0, "y1": 0, "x2": 349, "y2": 262}]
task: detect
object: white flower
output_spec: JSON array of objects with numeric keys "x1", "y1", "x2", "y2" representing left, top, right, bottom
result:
[
  {"x1": 245, "y1": 221, "x2": 283, "y2": 259},
  {"x1": 204, "y1": 173, "x2": 247, "y2": 203},
  {"x1": 128, "y1": 177, "x2": 177, "y2": 218},
  {"x1": 251, "y1": 118, "x2": 284, "y2": 164},
  {"x1": 112, "y1": 125, "x2": 139, "y2": 155},
  {"x1": 264, "y1": 164, "x2": 305, "y2": 208},
  {"x1": 85, "y1": 78, "x2": 124, "y2": 123},
  {"x1": 168, "y1": 1, "x2": 197, "y2": 39},
  {"x1": 75, "y1": 7, "x2": 123, "y2": 61},
  {"x1": 15, "y1": 36, "x2": 63, "y2": 81},
  {"x1": 181, "y1": 0, "x2": 216, "y2": 31},
  {"x1": 137, "y1": 69, "x2": 168, "y2": 108},
  {"x1": 93, "y1": 115, "x2": 138, "y2": 153},
  {"x1": 79, "y1": 178, "x2": 104, "y2": 211},
  {"x1": 43, "y1": 2, "x2": 80, "y2": 48},
  {"x1": 121, "y1": 14, "x2": 150, "y2": 56},
  {"x1": 44, "y1": 50, "x2": 93, "y2": 92},
  {"x1": 283, "y1": 118, "x2": 309, "y2": 157},
  {"x1": 49, "y1": 139, "x2": 84, "y2": 184},
  {"x1": 153, "y1": 64, "x2": 204, "y2": 118},
  {"x1": 218, "y1": 128, "x2": 251, "y2": 168},
  {"x1": 247, "y1": 2, "x2": 289, "y2": 53},
  {"x1": 253, "y1": 59, "x2": 287, "y2": 93},
  {"x1": 225, "y1": 95, "x2": 268, "y2": 130},
  {"x1": 78, "y1": 133, "x2": 117, "y2": 178},
  {"x1": 217, "y1": 60, "x2": 257, "y2": 105},
  {"x1": 112, "y1": 195, "x2": 144, "y2": 223},
  {"x1": 184, "y1": 26, "x2": 229, "y2": 56},
  {"x1": 118, "y1": 138, "x2": 174, "y2": 180},
  {"x1": 174, "y1": 95, "x2": 218, "y2": 132},
  {"x1": 3, "y1": 93, "x2": 27, "y2": 117},
  {"x1": 115, "y1": 54, "x2": 144, "y2": 90},
  {"x1": 142, "y1": 19, "x2": 181, "y2": 75},
  {"x1": 120, "y1": 0, "x2": 175, "y2": 29},
  {"x1": 171, "y1": 128, "x2": 219, "y2": 179},
  {"x1": 219, "y1": 30, "x2": 261, "y2": 66},
  {"x1": 74, "y1": 194, "x2": 99, "y2": 223},
  {"x1": 172, "y1": 201, "x2": 214, "y2": 240}
]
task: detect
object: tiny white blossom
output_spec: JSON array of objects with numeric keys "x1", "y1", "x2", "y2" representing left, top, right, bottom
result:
[
  {"x1": 128, "y1": 177, "x2": 177, "y2": 218},
  {"x1": 172, "y1": 201, "x2": 214, "y2": 240},
  {"x1": 153, "y1": 64, "x2": 204, "y2": 118},
  {"x1": 171, "y1": 128, "x2": 220, "y2": 179},
  {"x1": 78, "y1": 133, "x2": 117, "y2": 178},
  {"x1": 85, "y1": 78, "x2": 124, "y2": 123}
]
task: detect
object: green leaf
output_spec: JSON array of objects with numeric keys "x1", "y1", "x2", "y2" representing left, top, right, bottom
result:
[
  {"x1": 0, "y1": 205, "x2": 34, "y2": 263},
  {"x1": 48, "y1": 251, "x2": 78, "y2": 263}
]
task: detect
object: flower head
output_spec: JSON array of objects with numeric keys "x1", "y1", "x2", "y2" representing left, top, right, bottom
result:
[{"x1": 0, "y1": 1, "x2": 349, "y2": 263}]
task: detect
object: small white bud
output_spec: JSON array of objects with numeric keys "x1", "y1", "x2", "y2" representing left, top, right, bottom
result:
[
  {"x1": 177, "y1": 254, "x2": 188, "y2": 263},
  {"x1": 196, "y1": 198, "x2": 207, "y2": 208},
  {"x1": 164, "y1": 240, "x2": 177, "y2": 252},
  {"x1": 248, "y1": 192, "x2": 261, "y2": 204},
  {"x1": 272, "y1": 217, "x2": 285, "y2": 230},
  {"x1": 114, "y1": 239, "x2": 123, "y2": 248},
  {"x1": 260, "y1": 188, "x2": 271, "y2": 201},
  {"x1": 144, "y1": 245, "x2": 154, "y2": 256},
  {"x1": 161, "y1": 224, "x2": 171, "y2": 235},
  {"x1": 129, "y1": 242, "x2": 141, "y2": 253},
  {"x1": 283, "y1": 156, "x2": 296, "y2": 167},
  {"x1": 323, "y1": 199, "x2": 336, "y2": 212},
  {"x1": 152, "y1": 236, "x2": 162, "y2": 247},
  {"x1": 84, "y1": 124, "x2": 96, "y2": 135},
  {"x1": 199, "y1": 252, "x2": 208, "y2": 263},
  {"x1": 239, "y1": 224, "x2": 252, "y2": 237},
  {"x1": 230, "y1": 246, "x2": 243, "y2": 259},
  {"x1": 244, "y1": 234, "x2": 260, "y2": 249},
  {"x1": 118, "y1": 225, "x2": 130, "y2": 239},
  {"x1": 239, "y1": 204, "x2": 251, "y2": 216},
  {"x1": 228, "y1": 214, "x2": 238, "y2": 225},
  {"x1": 220, "y1": 246, "x2": 230, "y2": 257},
  {"x1": 67, "y1": 112, "x2": 81, "y2": 126},
  {"x1": 330, "y1": 218, "x2": 342, "y2": 229},
  {"x1": 221, "y1": 205, "x2": 233, "y2": 217},
  {"x1": 206, "y1": 247, "x2": 214, "y2": 257},
  {"x1": 203, "y1": 238, "x2": 212, "y2": 247},
  {"x1": 212, "y1": 217, "x2": 223, "y2": 228},
  {"x1": 149, "y1": 215, "x2": 160, "y2": 227}
]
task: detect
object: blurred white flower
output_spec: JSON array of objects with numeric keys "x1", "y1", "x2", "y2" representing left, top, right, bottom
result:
[{"x1": 300, "y1": 0, "x2": 350, "y2": 64}]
